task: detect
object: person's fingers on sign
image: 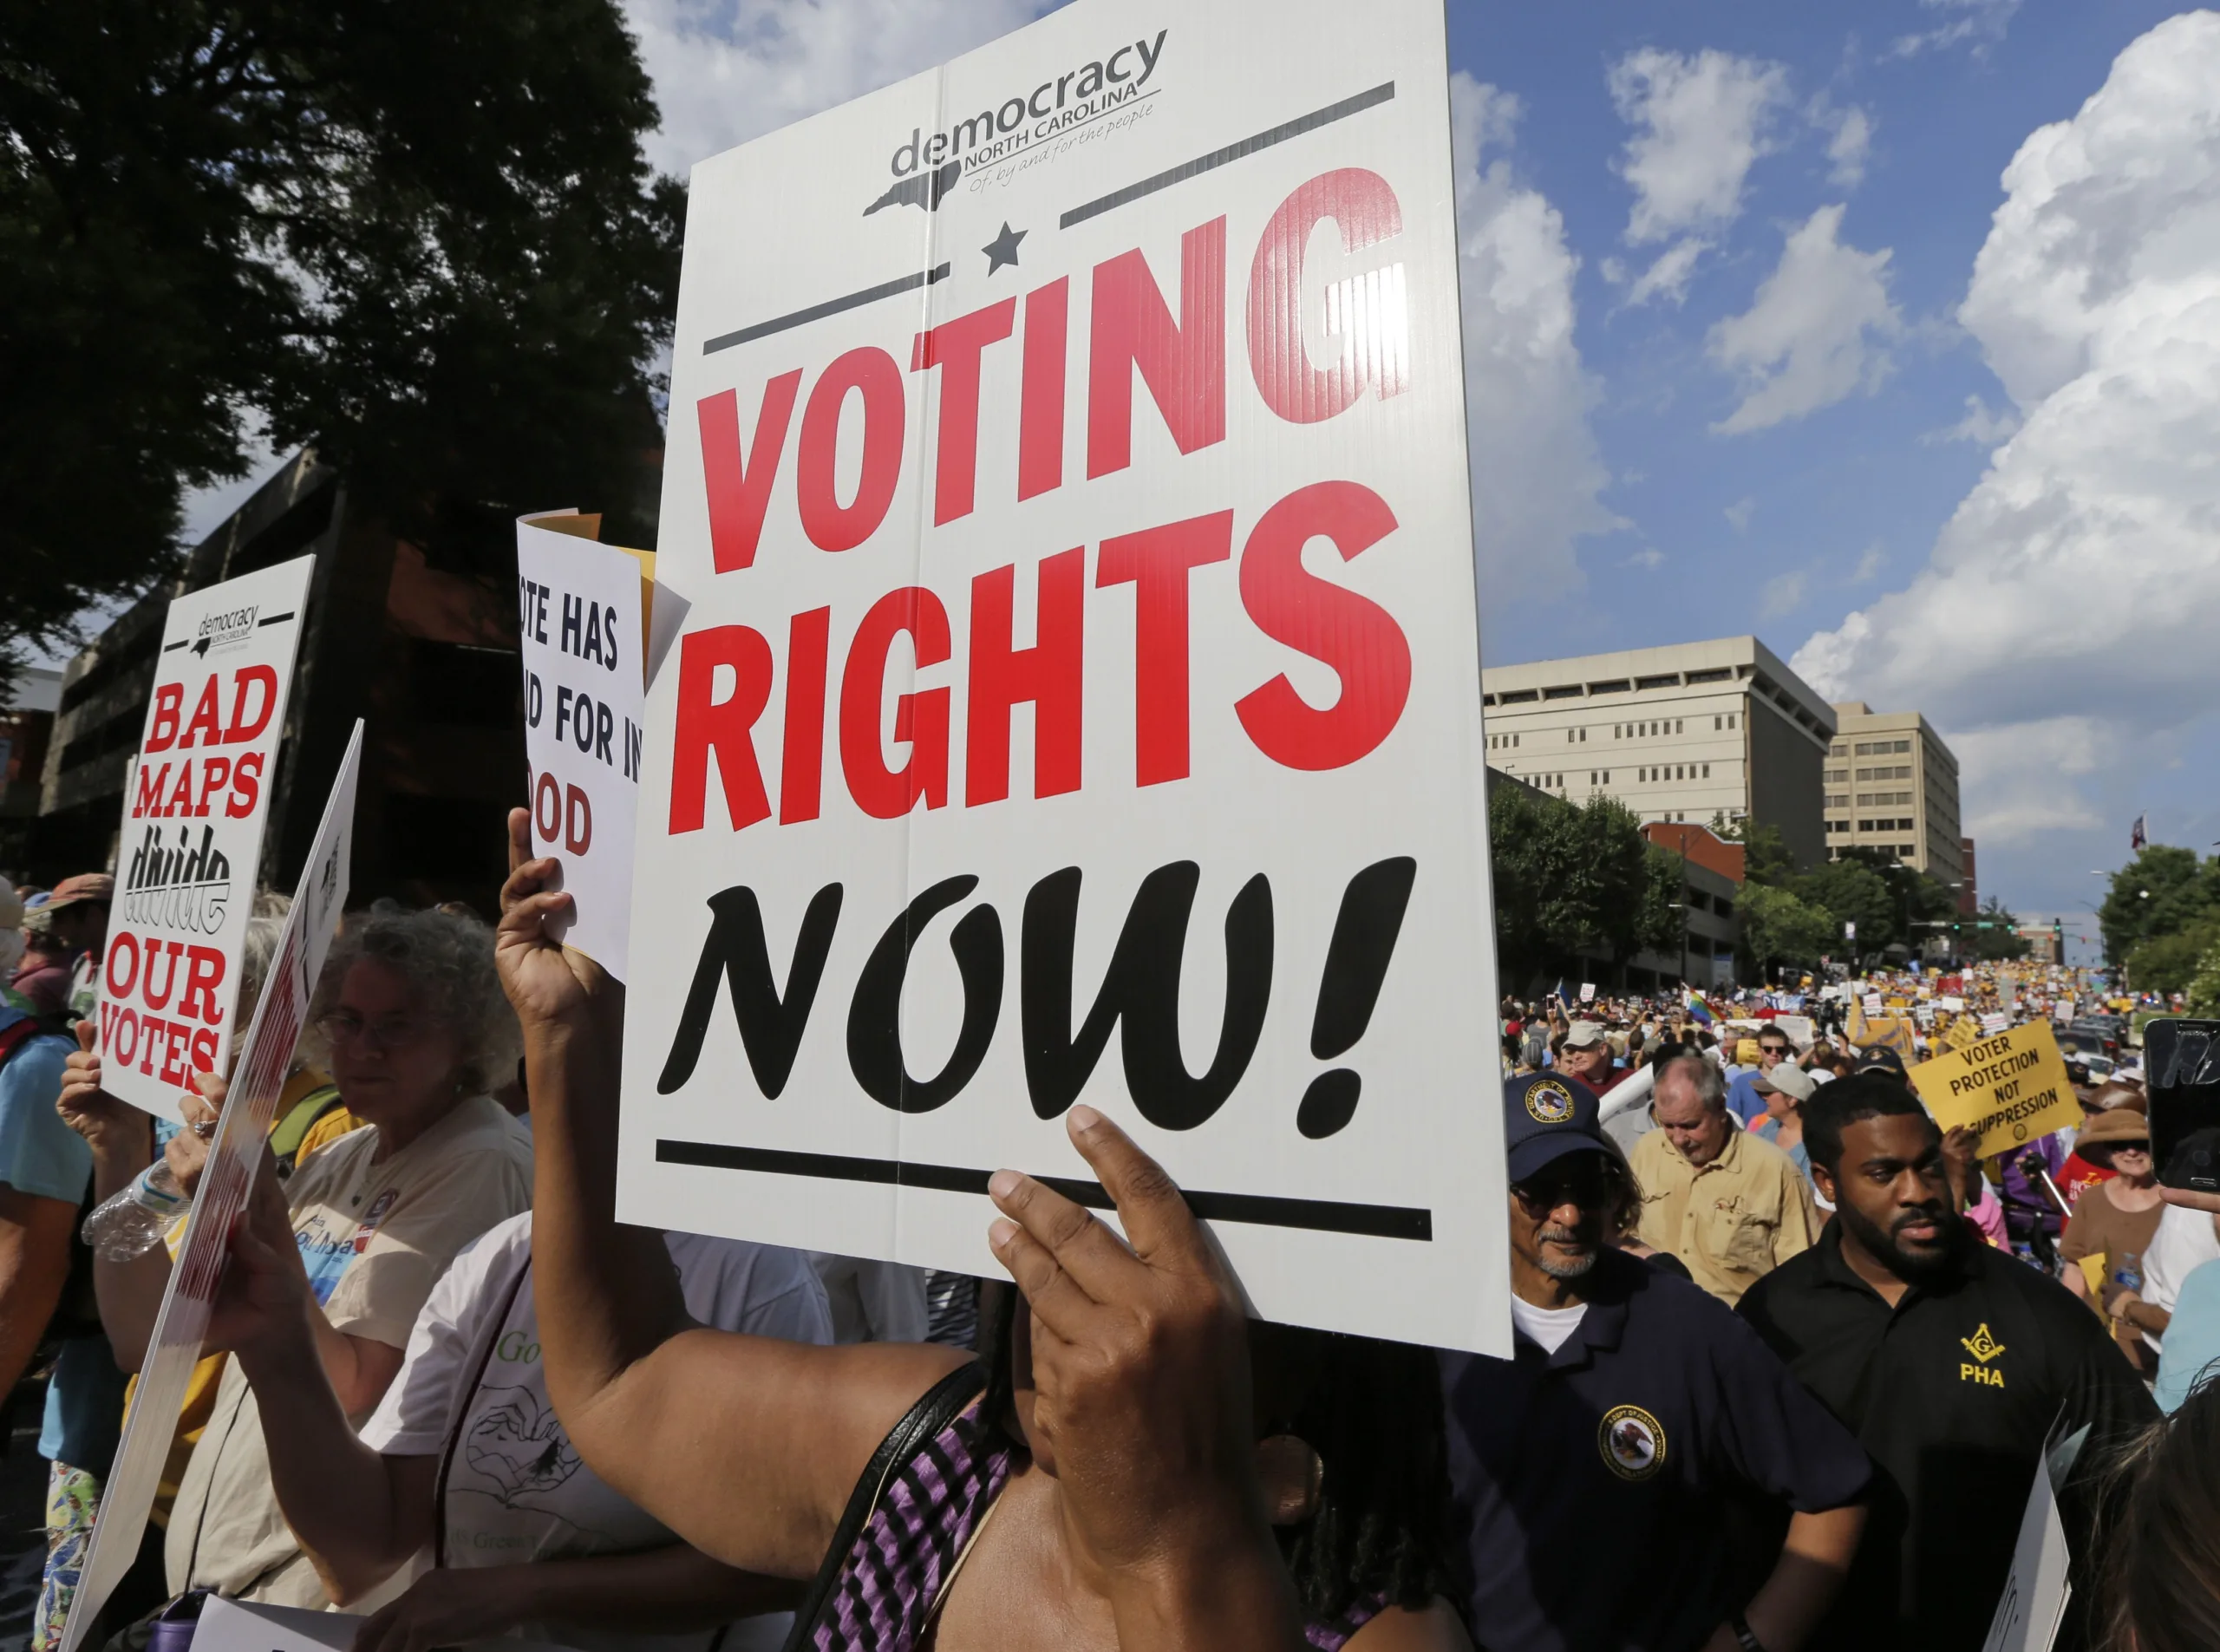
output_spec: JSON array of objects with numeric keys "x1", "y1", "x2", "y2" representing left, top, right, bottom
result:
[
  {"x1": 165, "y1": 1073, "x2": 226, "y2": 1195},
  {"x1": 986, "y1": 1106, "x2": 1263, "y2": 1572},
  {"x1": 55, "y1": 1017, "x2": 142, "y2": 1160},
  {"x1": 207, "y1": 1160, "x2": 316, "y2": 1358},
  {"x1": 498, "y1": 805, "x2": 605, "y2": 1031}
]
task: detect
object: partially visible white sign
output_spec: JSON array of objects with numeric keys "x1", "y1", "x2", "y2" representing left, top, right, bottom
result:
[
  {"x1": 1981, "y1": 1422, "x2": 2086, "y2": 1652},
  {"x1": 101, "y1": 557, "x2": 315, "y2": 1120},
  {"x1": 193, "y1": 1596, "x2": 571, "y2": 1652},
  {"x1": 1864, "y1": 992, "x2": 1885, "y2": 1016},
  {"x1": 517, "y1": 511, "x2": 650, "y2": 981},
  {"x1": 62, "y1": 727, "x2": 361, "y2": 1652},
  {"x1": 1983, "y1": 1011, "x2": 2012, "y2": 1035},
  {"x1": 1578, "y1": 983, "x2": 1596, "y2": 1003},
  {"x1": 1941, "y1": 995, "x2": 1965, "y2": 1013}
]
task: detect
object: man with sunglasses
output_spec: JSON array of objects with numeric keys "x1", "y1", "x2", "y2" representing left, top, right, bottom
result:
[
  {"x1": 1726, "y1": 1027, "x2": 1799, "y2": 1128},
  {"x1": 1439, "y1": 1074, "x2": 1871, "y2": 1652}
]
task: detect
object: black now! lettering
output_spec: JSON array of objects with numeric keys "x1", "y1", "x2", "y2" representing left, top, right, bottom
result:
[
  {"x1": 653, "y1": 858, "x2": 1414, "y2": 1140},
  {"x1": 1022, "y1": 863, "x2": 1271, "y2": 1131}
]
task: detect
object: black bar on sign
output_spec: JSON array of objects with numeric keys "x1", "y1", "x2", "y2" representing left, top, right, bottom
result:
[
  {"x1": 1060, "y1": 82, "x2": 1396, "y2": 229},
  {"x1": 702, "y1": 264, "x2": 954, "y2": 356},
  {"x1": 257, "y1": 611, "x2": 296, "y2": 626},
  {"x1": 162, "y1": 640, "x2": 190, "y2": 652},
  {"x1": 655, "y1": 1139, "x2": 1433, "y2": 1241}
]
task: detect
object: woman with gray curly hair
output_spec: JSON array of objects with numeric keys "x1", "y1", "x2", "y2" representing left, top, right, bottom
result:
[{"x1": 63, "y1": 902, "x2": 534, "y2": 1614}]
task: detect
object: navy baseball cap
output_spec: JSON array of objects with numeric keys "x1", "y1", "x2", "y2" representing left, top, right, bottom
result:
[
  {"x1": 1855, "y1": 1046, "x2": 1907, "y2": 1075},
  {"x1": 1503, "y1": 1073, "x2": 1610, "y2": 1183}
]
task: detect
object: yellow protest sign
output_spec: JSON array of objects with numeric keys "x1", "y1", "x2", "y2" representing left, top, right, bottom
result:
[
  {"x1": 1849, "y1": 1008, "x2": 1916, "y2": 1060},
  {"x1": 1908, "y1": 1021, "x2": 2080, "y2": 1146},
  {"x1": 1945, "y1": 1015, "x2": 1981, "y2": 1053}
]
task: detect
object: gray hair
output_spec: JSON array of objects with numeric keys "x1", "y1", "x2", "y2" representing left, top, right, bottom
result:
[
  {"x1": 301, "y1": 904, "x2": 520, "y2": 1096},
  {"x1": 1654, "y1": 1050, "x2": 1727, "y2": 1113},
  {"x1": 237, "y1": 889, "x2": 294, "y2": 1021}
]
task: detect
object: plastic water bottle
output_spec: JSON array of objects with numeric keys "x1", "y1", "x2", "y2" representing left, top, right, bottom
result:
[{"x1": 82, "y1": 1161, "x2": 193, "y2": 1262}]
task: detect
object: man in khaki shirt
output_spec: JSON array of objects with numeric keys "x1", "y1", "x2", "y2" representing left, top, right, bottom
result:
[{"x1": 1632, "y1": 1051, "x2": 1818, "y2": 1306}]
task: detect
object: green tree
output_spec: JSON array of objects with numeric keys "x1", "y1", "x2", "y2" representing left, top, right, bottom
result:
[
  {"x1": 0, "y1": 0, "x2": 682, "y2": 688},
  {"x1": 2188, "y1": 937, "x2": 2220, "y2": 1017},
  {"x1": 1709, "y1": 814, "x2": 1797, "y2": 886},
  {"x1": 1488, "y1": 784, "x2": 1675, "y2": 989},
  {"x1": 2099, "y1": 846, "x2": 2219, "y2": 967},
  {"x1": 1792, "y1": 859, "x2": 1894, "y2": 955},
  {"x1": 1736, "y1": 884, "x2": 1837, "y2": 979},
  {"x1": 2127, "y1": 917, "x2": 2220, "y2": 996},
  {"x1": 1967, "y1": 895, "x2": 2034, "y2": 963}
]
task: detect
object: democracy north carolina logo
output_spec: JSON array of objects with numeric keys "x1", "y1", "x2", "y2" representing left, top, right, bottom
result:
[{"x1": 864, "y1": 28, "x2": 1168, "y2": 215}]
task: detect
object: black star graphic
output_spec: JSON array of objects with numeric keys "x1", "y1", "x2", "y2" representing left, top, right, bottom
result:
[{"x1": 983, "y1": 221, "x2": 1026, "y2": 275}]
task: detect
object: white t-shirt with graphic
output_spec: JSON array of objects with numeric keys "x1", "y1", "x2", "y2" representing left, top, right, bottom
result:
[{"x1": 362, "y1": 1211, "x2": 833, "y2": 1652}]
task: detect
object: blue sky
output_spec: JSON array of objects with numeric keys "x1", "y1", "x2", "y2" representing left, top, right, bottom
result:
[{"x1": 143, "y1": 0, "x2": 2220, "y2": 951}]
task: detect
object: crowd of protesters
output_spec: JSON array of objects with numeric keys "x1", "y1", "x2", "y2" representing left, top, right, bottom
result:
[{"x1": 0, "y1": 843, "x2": 2217, "y2": 1652}]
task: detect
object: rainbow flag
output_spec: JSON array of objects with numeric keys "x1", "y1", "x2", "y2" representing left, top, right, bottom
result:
[{"x1": 1684, "y1": 991, "x2": 1714, "y2": 1026}]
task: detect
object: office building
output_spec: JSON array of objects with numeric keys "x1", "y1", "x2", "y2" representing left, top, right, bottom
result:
[
  {"x1": 1479, "y1": 637, "x2": 1836, "y2": 870},
  {"x1": 1822, "y1": 703, "x2": 1966, "y2": 890},
  {"x1": 36, "y1": 451, "x2": 529, "y2": 907}
]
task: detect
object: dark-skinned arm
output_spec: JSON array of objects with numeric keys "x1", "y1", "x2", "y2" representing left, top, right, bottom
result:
[
  {"x1": 497, "y1": 810, "x2": 963, "y2": 1579},
  {"x1": 349, "y1": 1544, "x2": 800, "y2": 1652}
]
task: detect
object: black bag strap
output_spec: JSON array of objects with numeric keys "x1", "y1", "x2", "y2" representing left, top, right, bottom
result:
[{"x1": 780, "y1": 1360, "x2": 988, "y2": 1652}]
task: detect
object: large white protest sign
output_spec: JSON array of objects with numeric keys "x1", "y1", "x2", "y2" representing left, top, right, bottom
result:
[
  {"x1": 517, "y1": 511, "x2": 650, "y2": 980},
  {"x1": 62, "y1": 726, "x2": 360, "y2": 1652},
  {"x1": 616, "y1": 0, "x2": 1505, "y2": 1351},
  {"x1": 100, "y1": 558, "x2": 313, "y2": 1120}
]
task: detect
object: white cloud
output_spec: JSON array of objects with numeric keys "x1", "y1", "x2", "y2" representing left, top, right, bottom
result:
[
  {"x1": 1925, "y1": 392, "x2": 2021, "y2": 447},
  {"x1": 1453, "y1": 73, "x2": 1623, "y2": 611},
  {"x1": 622, "y1": 0, "x2": 1051, "y2": 174},
  {"x1": 1724, "y1": 497, "x2": 1755, "y2": 532},
  {"x1": 1760, "y1": 567, "x2": 1809, "y2": 618},
  {"x1": 1609, "y1": 49, "x2": 1790, "y2": 244},
  {"x1": 1816, "y1": 101, "x2": 1874, "y2": 189},
  {"x1": 1604, "y1": 49, "x2": 1789, "y2": 305},
  {"x1": 1707, "y1": 204, "x2": 1903, "y2": 432},
  {"x1": 1851, "y1": 542, "x2": 1887, "y2": 582},
  {"x1": 1624, "y1": 547, "x2": 1667, "y2": 571},
  {"x1": 1890, "y1": 0, "x2": 2022, "y2": 61},
  {"x1": 1621, "y1": 238, "x2": 1708, "y2": 309},
  {"x1": 1793, "y1": 12, "x2": 2220, "y2": 844}
]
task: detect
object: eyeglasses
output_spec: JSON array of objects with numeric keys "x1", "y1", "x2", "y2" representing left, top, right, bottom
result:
[
  {"x1": 316, "y1": 1009, "x2": 431, "y2": 1053},
  {"x1": 1512, "y1": 1165, "x2": 1612, "y2": 1211}
]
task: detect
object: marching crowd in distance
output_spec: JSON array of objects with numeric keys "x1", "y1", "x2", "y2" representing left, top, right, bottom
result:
[{"x1": 1, "y1": 840, "x2": 2218, "y2": 1652}]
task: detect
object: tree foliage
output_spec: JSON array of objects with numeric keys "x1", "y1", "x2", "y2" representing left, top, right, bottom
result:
[
  {"x1": 2127, "y1": 917, "x2": 2220, "y2": 997},
  {"x1": 0, "y1": 0, "x2": 682, "y2": 684},
  {"x1": 1966, "y1": 895, "x2": 2033, "y2": 963},
  {"x1": 1736, "y1": 883, "x2": 1837, "y2": 977},
  {"x1": 1489, "y1": 784, "x2": 1682, "y2": 989},
  {"x1": 2100, "y1": 846, "x2": 2220, "y2": 972}
]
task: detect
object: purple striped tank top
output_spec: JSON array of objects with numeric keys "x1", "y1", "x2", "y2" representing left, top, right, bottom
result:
[{"x1": 805, "y1": 1401, "x2": 1383, "y2": 1651}]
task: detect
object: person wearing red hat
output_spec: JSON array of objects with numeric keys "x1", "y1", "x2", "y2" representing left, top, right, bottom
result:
[{"x1": 10, "y1": 873, "x2": 111, "y2": 1025}]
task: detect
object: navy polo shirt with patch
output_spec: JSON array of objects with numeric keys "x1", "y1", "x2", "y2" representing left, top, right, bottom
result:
[
  {"x1": 1439, "y1": 1250, "x2": 1871, "y2": 1652},
  {"x1": 1737, "y1": 1223, "x2": 2158, "y2": 1650}
]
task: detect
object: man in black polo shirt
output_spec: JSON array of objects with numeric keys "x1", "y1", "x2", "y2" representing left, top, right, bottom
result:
[
  {"x1": 1440, "y1": 1074, "x2": 1871, "y2": 1652},
  {"x1": 1737, "y1": 1074, "x2": 2158, "y2": 1650}
]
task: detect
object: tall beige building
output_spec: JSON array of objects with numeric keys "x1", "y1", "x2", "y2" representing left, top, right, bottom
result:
[
  {"x1": 1479, "y1": 637, "x2": 1837, "y2": 869},
  {"x1": 1824, "y1": 702, "x2": 1966, "y2": 888}
]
